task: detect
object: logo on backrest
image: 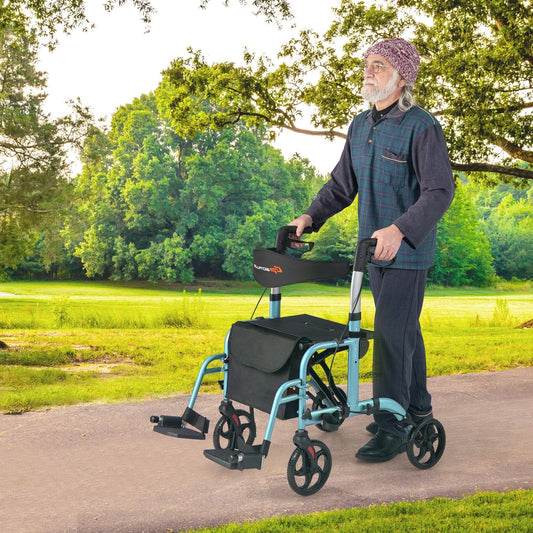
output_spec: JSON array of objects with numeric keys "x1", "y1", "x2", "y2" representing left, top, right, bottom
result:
[{"x1": 254, "y1": 264, "x2": 283, "y2": 274}]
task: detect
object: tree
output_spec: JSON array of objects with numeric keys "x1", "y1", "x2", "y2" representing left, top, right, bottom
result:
[
  {"x1": 0, "y1": 25, "x2": 90, "y2": 277},
  {"x1": 464, "y1": 181, "x2": 533, "y2": 280},
  {"x1": 71, "y1": 94, "x2": 191, "y2": 281},
  {"x1": 70, "y1": 92, "x2": 320, "y2": 282},
  {"x1": 430, "y1": 183, "x2": 495, "y2": 287},
  {"x1": 306, "y1": 202, "x2": 358, "y2": 264},
  {"x1": 481, "y1": 192, "x2": 533, "y2": 280},
  {"x1": 180, "y1": 124, "x2": 321, "y2": 279},
  {"x1": 199, "y1": 0, "x2": 291, "y2": 22},
  {"x1": 161, "y1": 0, "x2": 533, "y2": 184}
]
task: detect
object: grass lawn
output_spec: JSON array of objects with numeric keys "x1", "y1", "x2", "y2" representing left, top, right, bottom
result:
[{"x1": 0, "y1": 279, "x2": 532, "y2": 413}]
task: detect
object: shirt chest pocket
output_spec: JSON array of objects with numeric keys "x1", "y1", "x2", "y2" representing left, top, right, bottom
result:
[{"x1": 379, "y1": 150, "x2": 414, "y2": 190}]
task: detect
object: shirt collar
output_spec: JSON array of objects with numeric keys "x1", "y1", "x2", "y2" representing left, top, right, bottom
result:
[
  {"x1": 365, "y1": 101, "x2": 407, "y2": 124},
  {"x1": 372, "y1": 100, "x2": 398, "y2": 121}
]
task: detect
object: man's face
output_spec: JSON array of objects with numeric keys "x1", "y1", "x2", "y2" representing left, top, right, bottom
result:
[{"x1": 361, "y1": 54, "x2": 405, "y2": 105}]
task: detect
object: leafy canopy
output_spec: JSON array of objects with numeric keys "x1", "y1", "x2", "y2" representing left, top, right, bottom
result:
[
  {"x1": 161, "y1": 0, "x2": 533, "y2": 184},
  {"x1": 0, "y1": 25, "x2": 91, "y2": 273},
  {"x1": 69, "y1": 92, "x2": 321, "y2": 282}
]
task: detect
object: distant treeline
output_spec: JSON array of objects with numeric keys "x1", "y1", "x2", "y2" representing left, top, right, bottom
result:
[{"x1": 9, "y1": 94, "x2": 533, "y2": 286}]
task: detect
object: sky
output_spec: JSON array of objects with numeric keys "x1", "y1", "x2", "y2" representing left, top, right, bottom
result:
[{"x1": 38, "y1": 0, "x2": 347, "y2": 175}]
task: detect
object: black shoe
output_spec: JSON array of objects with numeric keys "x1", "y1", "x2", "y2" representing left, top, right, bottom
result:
[{"x1": 355, "y1": 430, "x2": 407, "y2": 463}]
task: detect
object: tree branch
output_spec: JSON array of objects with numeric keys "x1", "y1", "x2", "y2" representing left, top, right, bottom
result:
[
  {"x1": 213, "y1": 110, "x2": 533, "y2": 181},
  {"x1": 433, "y1": 100, "x2": 533, "y2": 118},
  {"x1": 492, "y1": 136, "x2": 533, "y2": 163},
  {"x1": 451, "y1": 162, "x2": 532, "y2": 180},
  {"x1": 284, "y1": 124, "x2": 347, "y2": 139},
  {"x1": 281, "y1": 125, "x2": 533, "y2": 181}
]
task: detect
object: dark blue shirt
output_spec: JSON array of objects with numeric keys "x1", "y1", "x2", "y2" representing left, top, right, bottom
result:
[{"x1": 306, "y1": 104, "x2": 455, "y2": 269}]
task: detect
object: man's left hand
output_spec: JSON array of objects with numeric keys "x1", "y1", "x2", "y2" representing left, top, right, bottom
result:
[{"x1": 371, "y1": 225, "x2": 404, "y2": 261}]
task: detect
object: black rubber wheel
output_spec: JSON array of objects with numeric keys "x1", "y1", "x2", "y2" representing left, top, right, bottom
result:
[
  {"x1": 213, "y1": 409, "x2": 256, "y2": 450},
  {"x1": 407, "y1": 418, "x2": 446, "y2": 469},
  {"x1": 287, "y1": 439, "x2": 332, "y2": 496}
]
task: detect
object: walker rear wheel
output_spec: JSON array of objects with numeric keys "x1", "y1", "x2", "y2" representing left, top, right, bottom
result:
[
  {"x1": 407, "y1": 418, "x2": 446, "y2": 469},
  {"x1": 213, "y1": 409, "x2": 256, "y2": 450},
  {"x1": 287, "y1": 439, "x2": 332, "y2": 495}
]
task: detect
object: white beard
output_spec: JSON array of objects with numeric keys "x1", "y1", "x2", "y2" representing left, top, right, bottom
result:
[{"x1": 361, "y1": 71, "x2": 401, "y2": 104}]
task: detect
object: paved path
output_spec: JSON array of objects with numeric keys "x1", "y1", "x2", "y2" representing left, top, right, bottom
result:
[{"x1": 1, "y1": 367, "x2": 532, "y2": 533}]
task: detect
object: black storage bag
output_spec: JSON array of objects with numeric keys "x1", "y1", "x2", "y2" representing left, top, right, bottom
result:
[{"x1": 226, "y1": 314, "x2": 349, "y2": 420}]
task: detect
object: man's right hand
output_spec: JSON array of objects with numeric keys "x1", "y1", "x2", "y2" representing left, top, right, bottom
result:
[{"x1": 288, "y1": 214, "x2": 313, "y2": 238}]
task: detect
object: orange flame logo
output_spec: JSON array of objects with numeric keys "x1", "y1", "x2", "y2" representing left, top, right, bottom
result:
[{"x1": 270, "y1": 265, "x2": 283, "y2": 274}]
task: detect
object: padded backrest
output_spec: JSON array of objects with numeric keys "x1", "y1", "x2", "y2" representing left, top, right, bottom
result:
[{"x1": 253, "y1": 248, "x2": 350, "y2": 288}]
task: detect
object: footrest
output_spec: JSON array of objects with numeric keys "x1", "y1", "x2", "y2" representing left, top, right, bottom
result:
[
  {"x1": 203, "y1": 446, "x2": 264, "y2": 470},
  {"x1": 150, "y1": 412, "x2": 208, "y2": 440},
  {"x1": 153, "y1": 424, "x2": 206, "y2": 440}
]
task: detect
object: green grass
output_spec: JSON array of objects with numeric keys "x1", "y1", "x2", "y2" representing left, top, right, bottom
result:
[
  {"x1": 0, "y1": 280, "x2": 532, "y2": 413},
  {"x1": 188, "y1": 489, "x2": 533, "y2": 532}
]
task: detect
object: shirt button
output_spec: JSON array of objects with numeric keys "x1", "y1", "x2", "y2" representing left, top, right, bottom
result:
[{"x1": 368, "y1": 139, "x2": 372, "y2": 143}]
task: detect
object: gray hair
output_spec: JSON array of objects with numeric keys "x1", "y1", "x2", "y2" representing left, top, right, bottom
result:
[{"x1": 398, "y1": 84, "x2": 416, "y2": 112}]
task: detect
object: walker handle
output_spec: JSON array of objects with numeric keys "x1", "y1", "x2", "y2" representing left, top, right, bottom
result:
[
  {"x1": 353, "y1": 238, "x2": 377, "y2": 272},
  {"x1": 274, "y1": 225, "x2": 313, "y2": 254}
]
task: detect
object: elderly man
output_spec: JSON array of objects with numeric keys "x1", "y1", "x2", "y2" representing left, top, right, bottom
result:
[{"x1": 289, "y1": 38, "x2": 455, "y2": 462}]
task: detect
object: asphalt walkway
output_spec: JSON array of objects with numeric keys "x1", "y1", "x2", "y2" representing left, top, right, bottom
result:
[{"x1": 1, "y1": 367, "x2": 532, "y2": 532}]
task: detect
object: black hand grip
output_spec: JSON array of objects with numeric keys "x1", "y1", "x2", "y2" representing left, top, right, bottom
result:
[
  {"x1": 274, "y1": 225, "x2": 313, "y2": 253},
  {"x1": 353, "y1": 238, "x2": 377, "y2": 272}
]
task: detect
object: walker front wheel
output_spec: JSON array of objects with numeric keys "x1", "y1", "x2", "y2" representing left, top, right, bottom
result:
[
  {"x1": 287, "y1": 439, "x2": 332, "y2": 496},
  {"x1": 407, "y1": 418, "x2": 446, "y2": 469}
]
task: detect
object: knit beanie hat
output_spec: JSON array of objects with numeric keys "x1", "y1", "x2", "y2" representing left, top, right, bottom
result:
[{"x1": 365, "y1": 38, "x2": 420, "y2": 85}]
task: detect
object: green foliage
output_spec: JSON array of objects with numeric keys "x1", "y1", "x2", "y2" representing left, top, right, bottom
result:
[
  {"x1": 198, "y1": 0, "x2": 292, "y2": 22},
  {"x1": 136, "y1": 233, "x2": 194, "y2": 283},
  {"x1": 0, "y1": 24, "x2": 94, "y2": 278},
  {"x1": 483, "y1": 195, "x2": 533, "y2": 280},
  {"x1": 0, "y1": 26, "x2": 83, "y2": 274},
  {"x1": 466, "y1": 181, "x2": 533, "y2": 280},
  {"x1": 0, "y1": 0, "x2": 156, "y2": 48},
  {"x1": 161, "y1": 0, "x2": 533, "y2": 183},
  {"x1": 307, "y1": 202, "x2": 359, "y2": 263},
  {"x1": 430, "y1": 182, "x2": 495, "y2": 286},
  {"x1": 68, "y1": 93, "x2": 320, "y2": 282}
]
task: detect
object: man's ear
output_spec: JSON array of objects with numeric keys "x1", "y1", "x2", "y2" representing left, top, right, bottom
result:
[{"x1": 398, "y1": 78, "x2": 406, "y2": 88}]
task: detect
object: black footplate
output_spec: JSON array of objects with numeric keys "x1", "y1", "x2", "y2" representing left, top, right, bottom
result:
[
  {"x1": 150, "y1": 407, "x2": 209, "y2": 440},
  {"x1": 203, "y1": 446, "x2": 264, "y2": 470}
]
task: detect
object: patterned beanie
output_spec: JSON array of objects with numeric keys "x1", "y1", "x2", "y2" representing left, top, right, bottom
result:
[{"x1": 365, "y1": 38, "x2": 420, "y2": 85}]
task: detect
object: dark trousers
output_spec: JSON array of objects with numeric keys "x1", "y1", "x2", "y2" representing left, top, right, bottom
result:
[{"x1": 368, "y1": 266, "x2": 432, "y2": 436}]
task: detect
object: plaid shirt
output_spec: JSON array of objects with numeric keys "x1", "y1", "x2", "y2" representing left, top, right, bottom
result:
[{"x1": 306, "y1": 104, "x2": 454, "y2": 269}]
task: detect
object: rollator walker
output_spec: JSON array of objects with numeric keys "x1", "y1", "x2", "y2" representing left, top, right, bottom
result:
[{"x1": 150, "y1": 226, "x2": 446, "y2": 495}]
